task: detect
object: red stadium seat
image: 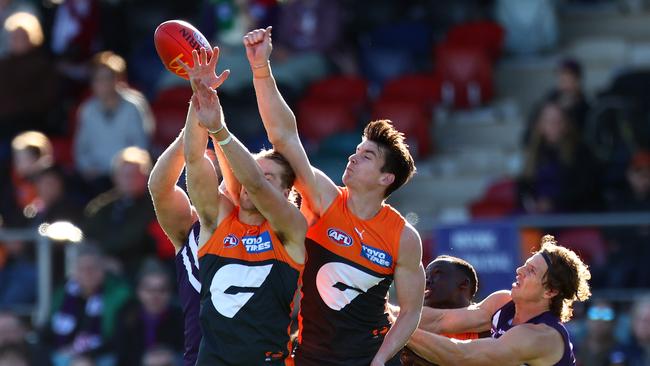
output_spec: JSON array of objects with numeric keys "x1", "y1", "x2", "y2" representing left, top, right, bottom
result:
[
  {"x1": 446, "y1": 21, "x2": 505, "y2": 62},
  {"x1": 306, "y1": 76, "x2": 369, "y2": 114},
  {"x1": 379, "y1": 74, "x2": 443, "y2": 108},
  {"x1": 371, "y1": 100, "x2": 433, "y2": 157},
  {"x1": 297, "y1": 98, "x2": 357, "y2": 148},
  {"x1": 154, "y1": 85, "x2": 193, "y2": 106},
  {"x1": 152, "y1": 104, "x2": 188, "y2": 152},
  {"x1": 555, "y1": 228, "x2": 607, "y2": 267},
  {"x1": 469, "y1": 178, "x2": 516, "y2": 218},
  {"x1": 434, "y1": 42, "x2": 494, "y2": 109}
]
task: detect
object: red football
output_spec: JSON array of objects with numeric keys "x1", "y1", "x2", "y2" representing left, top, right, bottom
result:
[{"x1": 154, "y1": 20, "x2": 212, "y2": 80}]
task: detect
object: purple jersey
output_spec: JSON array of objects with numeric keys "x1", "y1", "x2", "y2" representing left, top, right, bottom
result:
[
  {"x1": 491, "y1": 301, "x2": 575, "y2": 366},
  {"x1": 175, "y1": 221, "x2": 201, "y2": 366}
]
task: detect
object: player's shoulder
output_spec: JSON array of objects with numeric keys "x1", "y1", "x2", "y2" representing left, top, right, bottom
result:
[
  {"x1": 505, "y1": 322, "x2": 564, "y2": 349},
  {"x1": 400, "y1": 222, "x2": 421, "y2": 245}
]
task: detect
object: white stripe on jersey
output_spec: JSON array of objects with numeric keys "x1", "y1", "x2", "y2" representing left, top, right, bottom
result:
[
  {"x1": 182, "y1": 246, "x2": 201, "y2": 293},
  {"x1": 188, "y1": 227, "x2": 200, "y2": 269}
]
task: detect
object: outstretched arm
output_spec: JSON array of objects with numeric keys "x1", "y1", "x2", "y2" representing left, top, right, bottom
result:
[
  {"x1": 244, "y1": 27, "x2": 339, "y2": 219},
  {"x1": 192, "y1": 77, "x2": 306, "y2": 263},
  {"x1": 408, "y1": 324, "x2": 564, "y2": 366},
  {"x1": 419, "y1": 290, "x2": 512, "y2": 334},
  {"x1": 183, "y1": 96, "x2": 227, "y2": 246},
  {"x1": 148, "y1": 129, "x2": 196, "y2": 251},
  {"x1": 372, "y1": 224, "x2": 425, "y2": 365}
]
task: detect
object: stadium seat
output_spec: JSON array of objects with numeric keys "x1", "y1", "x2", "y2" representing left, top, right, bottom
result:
[
  {"x1": 446, "y1": 21, "x2": 505, "y2": 62},
  {"x1": 469, "y1": 177, "x2": 517, "y2": 218},
  {"x1": 556, "y1": 228, "x2": 607, "y2": 267},
  {"x1": 306, "y1": 75, "x2": 369, "y2": 115},
  {"x1": 152, "y1": 104, "x2": 188, "y2": 153},
  {"x1": 379, "y1": 74, "x2": 443, "y2": 108},
  {"x1": 371, "y1": 100, "x2": 433, "y2": 157},
  {"x1": 433, "y1": 42, "x2": 494, "y2": 109},
  {"x1": 154, "y1": 85, "x2": 193, "y2": 106},
  {"x1": 297, "y1": 98, "x2": 357, "y2": 150}
]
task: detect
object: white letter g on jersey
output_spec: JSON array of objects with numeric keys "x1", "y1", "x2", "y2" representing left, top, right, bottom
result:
[{"x1": 316, "y1": 262, "x2": 383, "y2": 311}]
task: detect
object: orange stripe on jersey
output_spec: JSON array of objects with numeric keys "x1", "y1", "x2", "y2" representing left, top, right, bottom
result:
[
  {"x1": 306, "y1": 187, "x2": 405, "y2": 275},
  {"x1": 441, "y1": 332, "x2": 480, "y2": 341},
  {"x1": 198, "y1": 207, "x2": 303, "y2": 272}
]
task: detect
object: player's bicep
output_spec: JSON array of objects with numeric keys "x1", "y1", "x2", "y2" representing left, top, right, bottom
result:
[
  {"x1": 274, "y1": 136, "x2": 337, "y2": 216},
  {"x1": 185, "y1": 155, "x2": 222, "y2": 229},
  {"x1": 466, "y1": 325, "x2": 558, "y2": 365},
  {"x1": 151, "y1": 186, "x2": 197, "y2": 247},
  {"x1": 395, "y1": 225, "x2": 425, "y2": 312}
]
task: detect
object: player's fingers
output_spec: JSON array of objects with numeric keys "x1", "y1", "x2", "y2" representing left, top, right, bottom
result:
[
  {"x1": 210, "y1": 46, "x2": 220, "y2": 67},
  {"x1": 191, "y1": 49, "x2": 200, "y2": 67},
  {"x1": 214, "y1": 69, "x2": 230, "y2": 88},
  {"x1": 177, "y1": 57, "x2": 191, "y2": 73},
  {"x1": 200, "y1": 47, "x2": 208, "y2": 66},
  {"x1": 265, "y1": 26, "x2": 272, "y2": 39}
]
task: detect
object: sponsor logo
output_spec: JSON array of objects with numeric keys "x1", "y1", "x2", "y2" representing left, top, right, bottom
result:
[
  {"x1": 327, "y1": 228, "x2": 353, "y2": 247},
  {"x1": 360, "y1": 244, "x2": 393, "y2": 268},
  {"x1": 223, "y1": 234, "x2": 239, "y2": 248},
  {"x1": 242, "y1": 231, "x2": 273, "y2": 253},
  {"x1": 354, "y1": 227, "x2": 365, "y2": 240}
]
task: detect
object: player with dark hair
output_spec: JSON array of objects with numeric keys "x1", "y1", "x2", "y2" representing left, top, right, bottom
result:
[
  {"x1": 243, "y1": 27, "x2": 424, "y2": 365},
  {"x1": 400, "y1": 255, "x2": 481, "y2": 366},
  {"x1": 182, "y1": 48, "x2": 306, "y2": 365},
  {"x1": 407, "y1": 235, "x2": 591, "y2": 365}
]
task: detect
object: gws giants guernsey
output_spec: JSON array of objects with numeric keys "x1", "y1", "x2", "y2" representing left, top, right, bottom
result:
[
  {"x1": 295, "y1": 187, "x2": 406, "y2": 366},
  {"x1": 197, "y1": 208, "x2": 303, "y2": 365}
]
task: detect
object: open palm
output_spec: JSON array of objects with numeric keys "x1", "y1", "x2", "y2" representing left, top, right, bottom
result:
[
  {"x1": 180, "y1": 47, "x2": 230, "y2": 89},
  {"x1": 191, "y1": 79, "x2": 222, "y2": 131}
]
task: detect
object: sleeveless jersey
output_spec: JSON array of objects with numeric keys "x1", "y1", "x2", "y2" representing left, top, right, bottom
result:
[
  {"x1": 491, "y1": 301, "x2": 576, "y2": 366},
  {"x1": 174, "y1": 221, "x2": 202, "y2": 366},
  {"x1": 295, "y1": 187, "x2": 406, "y2": 366},
  {"x1": 197, "y1": 208, "x2": 303, "y2": 365}
]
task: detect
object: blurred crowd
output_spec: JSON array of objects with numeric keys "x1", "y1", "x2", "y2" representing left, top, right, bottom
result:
[{"x1": 0, "y1": 0, "x2": 648, "y2": 365}]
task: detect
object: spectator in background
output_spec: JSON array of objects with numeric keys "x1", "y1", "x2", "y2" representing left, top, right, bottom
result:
[
  {"x1": 0, "y1": 131, "x2": 53, "y2": 227},
  {"x1": 603, "y1": 150, "x2": 650, "y2": 288},
  {"x1": 525, "y1": 59, "x2": 590, "y2": 143},
  {"x1": 0, "y1": 311, "x2": 51, "y2": 366},
  {"x1": 0, "y1": 0, "x2": 38, "y2": 57},
  {"x1": 0, "y1": 12, "x2": 60, "y2": 140},
  {"x1": 30, "y1": 165, "x2": 83, "y2": 226},
  {"x1": 575, "y1": 301, "x2": 626, "y2": 366},
  {"x1": 0, "y1": 344, "x2": 29, "y2": 366},
  {"x1": 518, "y1": 101, "x2": 601, "y2": 214},
  {"x1": 623, "y1": 296, "x2": 650, "y2": 366},
  {"x1": 115, "y1": 260, "x2": 183, "y2": 366},
  {"x1": 43, "y1": 244, "x2": 131, "y2": 366},
  {"x1": 0, "y1": 239, "x2": 36, "y2": 307},
  {"x1": 82, "y1": 147, "x2": 158, "y2": 276},
  {"x1": 142, "y1": 346, "x2": 177, "y2": 366},
  {"x1": 74, "y1": 51, "x2": 153, "y2": 197}
]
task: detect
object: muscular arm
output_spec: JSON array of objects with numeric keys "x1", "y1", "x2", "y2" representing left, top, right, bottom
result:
[
  {"x1": 209, "y1": 134, "x2": 241, "y2": 206},
  {"x1": 245, "y1": 27, "x2": 338, "y2": 219},
  {"x1": 183, "y1": 100, "x2": 227, "y2": 246},
  {"x1": 148, "y1": 129, "x2": 197, "y2": 251},
  {"x1": 372, "y1": 224, "x2": 425, "y2": 365},
  {"x1": 419, "y1": 290, "x2": 512, "y2": 334},
  {"x1": 408, "y1": 323, "x2": 564, "y2": 366}
]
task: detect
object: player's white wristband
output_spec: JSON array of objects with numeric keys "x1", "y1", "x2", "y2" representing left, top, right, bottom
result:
[
  {"x1": 207, "y1": 125, "x2": 225, "y2": 135},
  {"x1": 217, "y1": 134, "x2": 233, "y2": 146}
]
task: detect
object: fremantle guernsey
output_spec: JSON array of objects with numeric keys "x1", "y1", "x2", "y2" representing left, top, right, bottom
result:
[
  {"x1": 174, "y1": 221, "x2": 202, "y2": 366},
  {"x1": 491, "y1": 301, "x2": 576, "y2": 366},
  {"x1": 295, "y1": 187, "x2": 406, "y2": 366},
  {"x1": 197, "y1": 208, "x2": 303, "y2": 365}
]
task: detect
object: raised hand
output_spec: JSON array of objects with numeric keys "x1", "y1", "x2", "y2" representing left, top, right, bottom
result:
[
  {"x1": 191, "y1": 79, "x2": 223, "y2": 132},
  {"x1": 179, "y1": 47, "x2": 230, "y2": 89},
  {"x1": 243, "y1": 26, "x2": 273, "y2": 68}
]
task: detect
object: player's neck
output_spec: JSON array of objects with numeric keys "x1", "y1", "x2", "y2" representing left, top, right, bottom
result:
[
  {"x1": 346, "y1": 187, "x2": 384, "y2": 220},
  {"x1": 237, "y1": 207, "x2": 266, "y2": 226},
  {"x1": 512, "y1": 300, "x2": 550, "y2": 325}
]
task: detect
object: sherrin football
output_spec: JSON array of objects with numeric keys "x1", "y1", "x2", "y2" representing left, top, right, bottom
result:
[{"x1": 154, "y1": 20, "x2": 212, "y2": 79}]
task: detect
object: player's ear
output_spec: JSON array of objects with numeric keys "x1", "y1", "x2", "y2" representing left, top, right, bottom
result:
[
  {"x1": 379, "y1": 172, "x2": 395, "y2": 187},
  {"x1": 543, "y1": 287, "x2": 559, "y2": 299}
]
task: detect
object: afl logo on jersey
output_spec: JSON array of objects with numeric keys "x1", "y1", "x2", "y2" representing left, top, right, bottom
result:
[
  {"x1": 327, "y1": 228, "x2": 353, "y2": 247},
  {"x1": 223, "y1": 234, "x2": 239, "y2": 248}
]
